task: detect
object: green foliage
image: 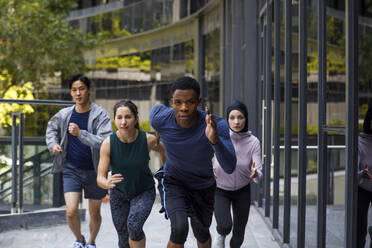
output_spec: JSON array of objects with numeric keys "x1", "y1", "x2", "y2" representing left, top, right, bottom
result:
[
  {"x1": 360, "y1": 33, "x2": 372, "y2": 91},
  {"x1": 326, "y1": 16, "x2": 345, "y2": 47},
  {"x1": 359, "y1": 104, "x2": 370, "y2": 132},
  {"x1": 111, "y1": 119, "x2": 117, "y2": 132},
  {"x1": 307, "y1": 159, "x2": 317, "y2": 174},
  {"x1": 327, "y1": 119, "x2": 346, "y2": 135},
  {"x1": 280, "y1": 124, "x2": 318, "y2": 135},
  {"x1": 359, "y1": 104, "x2": 369, "y2": 119},
  {"x1": 359, "y1": 123, "x2": 364, "y2": 132},
  {"x1": 140, "y1": 120, "x2": 150, "y2": 132},
  {"x1": 328, "y1": 119, "x2": 345, "y2": 126},
  {"x1": 90, "y1": 10, "x2": 131, "y2": 40},
  {"x1": 110, "y1": 120, "x2": 150, "y2": 132},
  {"x1": 0, "y1": 70, "x2": 35, "y2": 127},
  {"x1": 185, "y1": 40, "x2": 195, "y2": 74},
  {"x1": 0, "y1": 0, "x2": 98, "y2": 94},
  {"x1": 23, "y1": 100, "x2": 61, "y2": 137},
  {"x1": 91, "y1": 55, "x2": 151, "y2": 72},
  {"x1": 307, "y1": 16, "x2": 345, "y2": 75},
  {"x1": 0, "y1": 157, "x2": 9, "y2": 170},
  {"x1": 307, "y1": 125, "x2": 318, "y2": 135},
  {"x1": 279, "y1": 119, "x2": 348, "y2": 136},
  {"x1": 307, "y1": 56, "x2": 345, "y2": 75}
]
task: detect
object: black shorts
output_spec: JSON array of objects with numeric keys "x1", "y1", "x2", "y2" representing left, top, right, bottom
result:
[{"x1": 162, "y1": 175, "x2": 215, "y2": 228}]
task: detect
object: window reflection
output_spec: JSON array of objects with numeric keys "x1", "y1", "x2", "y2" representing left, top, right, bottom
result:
[
  {"x1": 204, "y1": 29, "x2": 221, "y2": 115},
  {"x1": 88, "y1": 40, "x2": 194, "y2": 121},
  {"x1": 71, "y1": 0, "x2": 211, "y2": 38}
]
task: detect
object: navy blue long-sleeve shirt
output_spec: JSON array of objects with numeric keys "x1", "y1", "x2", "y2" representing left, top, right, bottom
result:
[{"x1": 150, "y1": 104, "x2": 236, "y2": 189}]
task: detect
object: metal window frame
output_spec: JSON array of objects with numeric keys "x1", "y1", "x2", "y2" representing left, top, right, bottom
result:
[
  {"x1": 11, "y1": 114, "x2": 18, "y2": 214},
  {"x1": 197, "y1": 15, "x2": 206, "y2": 108},
  {"x1": 272, "y1": 0, "x2": 281, "y2": 230},
  {"x1": 257, "y1": 1, "x2": 358, "y2": 247},
  {"x1": 317, "y1": 0, "x2": 327, "y2": 247},
  {"x1": 297, "y1": 0, "x2": 308, "y2": 247},
  {"x1": 264, "y1": 0, "x2": 273, "y2": 218},
  {"x1": 231, "y1": 0, "x2": 245, "y2": 101},
  {"x1": 222, "y1": 0, "x2": 232, "y2": 111},
  {"x1": 257, "y1": 16, "x2": 266, "y2": 208},
  {"x1": 345, "y1": 0, "x2": 358, "y2": 247},
  {"x1": 283, "y1": 0, "x2": 292, "y2": 244},
  {"x1": 10, "y1": 113, "x2": 24, "y2": 214}
]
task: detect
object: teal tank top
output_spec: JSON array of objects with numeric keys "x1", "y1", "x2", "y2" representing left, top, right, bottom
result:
[{"x1": 110, "y1": 130, "x2": 154, "y2": 196}]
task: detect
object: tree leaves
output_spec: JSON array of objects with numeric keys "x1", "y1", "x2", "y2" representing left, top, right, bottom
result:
[
  {"x1": 0, "y1": 70, "x2": 35, "y2": 127},
  {"x1": 0, "y1": 0, "x2": 96, "y2": 91}
]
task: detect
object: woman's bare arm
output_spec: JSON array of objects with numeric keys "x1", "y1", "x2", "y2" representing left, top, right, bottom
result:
[
  {"x1": 97, "y1": 137, "x2": 123, "y2": 189},
  {"x1": 147, "y1": 133, "x2": 166, "y2": 164}
]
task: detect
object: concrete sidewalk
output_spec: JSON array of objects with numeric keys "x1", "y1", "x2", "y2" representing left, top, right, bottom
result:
[{"x1": 0, "y1": 202, "x2": 279, "y2": 248}]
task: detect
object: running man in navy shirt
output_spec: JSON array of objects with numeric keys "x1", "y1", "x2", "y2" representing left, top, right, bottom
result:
[
  {"x1": 46, "y1": 74, "x2": 112, "y2": 248},
  {"x1": 150, "y1": 76, "x2": 236, "y2": 248}
]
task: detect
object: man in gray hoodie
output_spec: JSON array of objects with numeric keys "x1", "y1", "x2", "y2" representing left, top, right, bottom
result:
[{"x1": 46, "y1": 74, "x2": 112, "y2": 248}]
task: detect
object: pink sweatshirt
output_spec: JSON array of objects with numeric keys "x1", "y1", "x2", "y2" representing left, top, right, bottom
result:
[
  {"x1": 214, "y1": 130, "x2": 263, "y2": 191},
  {"x1": 358, "y1": 132, "x2": 372, "y2": 192}
]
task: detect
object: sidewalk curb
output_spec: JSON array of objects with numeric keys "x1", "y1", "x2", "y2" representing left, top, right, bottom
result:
[{"x1": 0, "y1": 208, "x2": 85, "y2": 233}]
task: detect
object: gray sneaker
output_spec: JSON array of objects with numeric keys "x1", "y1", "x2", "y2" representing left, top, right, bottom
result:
[{"x1": 86, "y1": 243, "x2": 96, "y2": 248}]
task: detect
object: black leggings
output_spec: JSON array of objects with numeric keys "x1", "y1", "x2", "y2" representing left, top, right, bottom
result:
[
  {"x1": 169, "y1": 211, "x2": 211, "y2": 244},
  {"x1": 110, "y1": 187, "x2": 155, "y2": 248},
  {"x1": 214, "y1": 184, "x2": 251, "y2": 248},
  {"x1": 357, "y1": 186, "x2": 372, "y2": 248}
]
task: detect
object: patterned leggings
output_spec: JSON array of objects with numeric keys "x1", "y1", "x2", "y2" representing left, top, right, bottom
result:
[{"x1": 110, "y1": 187, "x2": 155, "y2": 248}]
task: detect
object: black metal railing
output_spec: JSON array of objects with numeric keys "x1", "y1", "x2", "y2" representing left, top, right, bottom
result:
[
  {"x1": 0, "y1": 99, "x2": 73, "y2": 214},
  {"x1": 0, "y1": 148, "x2": 53, "y2": 203}
]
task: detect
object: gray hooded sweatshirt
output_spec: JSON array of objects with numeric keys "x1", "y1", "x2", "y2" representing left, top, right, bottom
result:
[
  {"x1": 45, "y1": 102, "x2": 112, "y2": 173},
  {"x1": 214, "y1": 130, "x2": 263, "y2": 191},
  {"x1": 358, "y1": 132, "x2": 372, "y2": 192}
]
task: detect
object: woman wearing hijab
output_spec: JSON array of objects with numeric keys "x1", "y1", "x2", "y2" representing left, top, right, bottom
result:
[
  {"x1": 213, "y1": 100, "x2": 263, "y2": 248},
  {"x1": 357, "y1": 106, "x2": 372, "y2": 248}
]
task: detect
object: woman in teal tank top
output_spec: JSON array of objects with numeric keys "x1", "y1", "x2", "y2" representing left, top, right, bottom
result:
[{"x1": 97, "y1": 100, "x2": 166, "y2": 248}]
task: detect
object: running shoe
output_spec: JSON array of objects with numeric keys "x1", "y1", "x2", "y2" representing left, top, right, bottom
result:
[{"x1": 72, "y1": 235, "x2": 86, "y2": 248}]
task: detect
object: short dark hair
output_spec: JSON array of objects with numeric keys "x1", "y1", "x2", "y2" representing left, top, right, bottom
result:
[
  {"x1": 113, "y1": 99, "x2": 139, "y2": 129},
  {"x1": 363, "y1": 107, "x2": 372, "y2": 134},
  {"x1": 68, "y1": 74, "x2": 91, "y2": 89},
  {"x1": 170, "y1": 76, "x2": 200, "y2": 98}
]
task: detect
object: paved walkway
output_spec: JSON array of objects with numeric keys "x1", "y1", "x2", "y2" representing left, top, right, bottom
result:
[{"x1": 0, "y1": 202, "x2": 279, "y2": 248}]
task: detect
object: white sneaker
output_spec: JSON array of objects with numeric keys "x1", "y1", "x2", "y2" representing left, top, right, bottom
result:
[{"x1": 214, "y1": 234, "x2": 226, "y2": 248}]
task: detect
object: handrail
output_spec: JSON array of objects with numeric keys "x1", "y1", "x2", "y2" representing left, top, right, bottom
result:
[
  {"x1": 0, "y1": 136, "x2": 46, "y2": 145},
  {"x1": 67, "y1": 0, "x2": 124, "y2": 21},
  {"x1": 0, "y1": 99, "x2": 73, "y2": 209},
  {"x1": 0, "y1": 168, "x2": 11, "y2": 179},
  {"x1": 0, "y1": 148, "x2": 53, "y2": 201},
  {"x1": 23, "y1": 149, "x2": 52, "y2": 163},
  {"x1": 0, "y1": 149, "x2": 52, "y2": 184},
  {"x1": 0, "y1": 99, "x2": 73, "y2": 106},
  {"x1": 0, "y1": 164, "x2": 52, "y2": 201},
  {"x1": 277, "y1": 145, "x2": 346, "y2": 149},
  {"x1": 23, "y1": 165, "x2": 53, "y2": 187}
]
